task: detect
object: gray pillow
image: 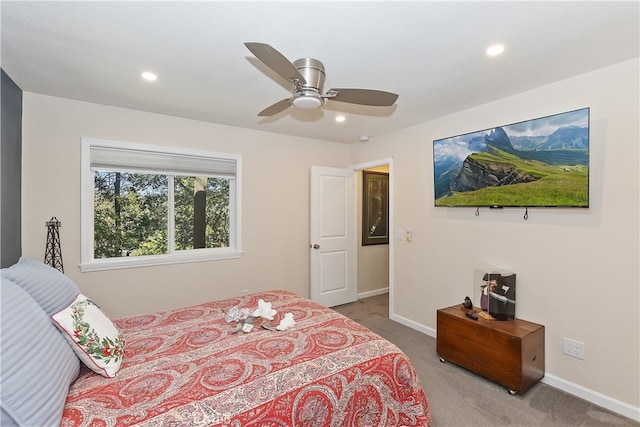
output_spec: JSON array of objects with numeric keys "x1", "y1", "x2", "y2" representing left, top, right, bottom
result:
[
  {"x1": 1, "y1": 257, "x2": 80, "y2": 316},
  {"x1": 0, "y1": 278, "x2": 80, "y2": 426}
]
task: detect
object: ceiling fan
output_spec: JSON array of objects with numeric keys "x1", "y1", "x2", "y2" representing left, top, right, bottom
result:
[{"x1": 244, "y1": 42, "x2": 399, "y2": 117}]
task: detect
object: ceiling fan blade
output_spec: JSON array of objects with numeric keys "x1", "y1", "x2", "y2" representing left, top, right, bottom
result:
[
  {"x1": 244, "y1": 42, "x2": 306, "y2": 85},
  {"x1": 326, "y1": 88, "x2": 399, "y2": 106},
  {"x1": 258, "y1": 98, "x2": 292, "y2": 117}
]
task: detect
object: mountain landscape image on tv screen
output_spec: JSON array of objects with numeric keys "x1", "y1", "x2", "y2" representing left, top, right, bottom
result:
[{"x1": 433, "y1": 108, "x2": 589, "y2": 208}]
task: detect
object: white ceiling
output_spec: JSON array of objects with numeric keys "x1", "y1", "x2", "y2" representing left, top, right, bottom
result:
[{"x1": 1, "y1": 1, "x2": 638, "y2": 144}]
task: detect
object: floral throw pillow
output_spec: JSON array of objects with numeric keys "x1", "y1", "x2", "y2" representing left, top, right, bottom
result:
[{"x1": 52, "y1": 294, "x2": 125, "y2": 378}]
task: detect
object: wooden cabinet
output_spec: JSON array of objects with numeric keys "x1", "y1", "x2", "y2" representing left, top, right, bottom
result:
[{"x1": 436, "y1": 305, "x2": 545, "y2": 395}]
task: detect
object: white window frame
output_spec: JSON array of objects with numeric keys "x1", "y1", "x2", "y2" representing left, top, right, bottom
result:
[{"x1": 80, "y1": 138, "x2": 243, "y2": 272}]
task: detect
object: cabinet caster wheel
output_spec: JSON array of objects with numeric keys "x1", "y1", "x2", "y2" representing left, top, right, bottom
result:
[
  {"x1": 508, "y1": 389, "x2": 517, "y2": 396},
  {"x1": 439, "y1": 357, "x2": 446, "y2": 363}
]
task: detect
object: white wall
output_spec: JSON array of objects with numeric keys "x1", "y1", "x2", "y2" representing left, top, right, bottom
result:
[
  {"x1": 351, "y1": 58, "x2": 640, "y2": 416},
  {"x1": 21, "y1": 93, "x2": 350, "y2": 319}
]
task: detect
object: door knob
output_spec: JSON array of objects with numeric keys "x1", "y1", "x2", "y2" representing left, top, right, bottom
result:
[{"x1": 312, "y1": 244, "x2": 320, "y2": 249}]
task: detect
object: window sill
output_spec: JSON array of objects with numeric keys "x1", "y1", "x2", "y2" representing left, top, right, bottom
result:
[{"x1": 79, "y1": 250, "x2": 243, "y2": 272}]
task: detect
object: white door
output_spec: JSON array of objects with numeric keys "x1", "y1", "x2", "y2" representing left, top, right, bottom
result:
[{"x1": 309, "y1": 166, "x2": 356, "y2": 307}]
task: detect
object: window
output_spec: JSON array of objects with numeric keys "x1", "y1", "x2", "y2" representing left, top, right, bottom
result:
[{"x1": 80, "y1": 138, "x2": 242, "y2": 271}]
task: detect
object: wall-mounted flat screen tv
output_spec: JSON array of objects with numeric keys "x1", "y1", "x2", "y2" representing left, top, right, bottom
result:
[{"x1": 433, "y1": 107, "x2": 589, "y2": 208}]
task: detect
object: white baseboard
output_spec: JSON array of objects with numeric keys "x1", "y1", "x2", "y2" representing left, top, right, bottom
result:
[
  {"x1": 388, "y1": 308, "x2": 639, "y2": 422},
  {"x1": 390, "y1": 312, "x2": 436, "y2": 338},
  {"x1": 542, "y1": 373, "x2": 640, "y2": 422},
  {"x1": 357, "y1": 287, "x2": 389, "y2": 300}
]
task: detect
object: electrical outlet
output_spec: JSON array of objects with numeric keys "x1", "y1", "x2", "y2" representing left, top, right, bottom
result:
[{"x1": 563, "y1": 337, "x2": 584, "y2": 359}]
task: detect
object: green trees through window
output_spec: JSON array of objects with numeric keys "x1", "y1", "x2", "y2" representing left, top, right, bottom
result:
[
  {"x1": 174, "y1": 176, "x2": 230, "y2": 251},
  {"x1": 94, "y1": 171, "x2": 230, "y2": 259},
  {"x1": 81, "y1": 138, "x2": 241, "y2": 271}
]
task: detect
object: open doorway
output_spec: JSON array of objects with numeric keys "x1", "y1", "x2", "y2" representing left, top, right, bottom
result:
[{"x1": 352, "y1": 159, "x2": 392, "y2": 313}]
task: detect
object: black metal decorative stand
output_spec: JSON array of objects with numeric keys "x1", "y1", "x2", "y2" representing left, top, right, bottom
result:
[{"x1": 44, "y1": 217, "x2": 64, "y2": 272}]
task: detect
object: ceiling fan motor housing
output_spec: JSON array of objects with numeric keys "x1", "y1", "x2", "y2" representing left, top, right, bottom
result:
[{"x1": 292, "y1": 58, "x2": 325, "y2": 109}]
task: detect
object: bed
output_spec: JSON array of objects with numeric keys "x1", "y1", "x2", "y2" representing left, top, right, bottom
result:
[{"x1": 1, "y1": 258, "x2": 431, "y2": 426}]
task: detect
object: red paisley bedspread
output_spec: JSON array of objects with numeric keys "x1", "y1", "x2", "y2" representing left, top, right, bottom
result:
[{"x1": 61, "y1": 290, "x2": 431, "y2": 426}]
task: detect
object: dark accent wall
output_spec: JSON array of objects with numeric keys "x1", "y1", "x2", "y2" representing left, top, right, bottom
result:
[{"x1": 1, "y1": 69, "x2": 23, "y2": 267}]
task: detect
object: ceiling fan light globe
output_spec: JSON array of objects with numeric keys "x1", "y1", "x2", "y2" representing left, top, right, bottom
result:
[{"x1": 292, "y1": 92, "x2": 324, "y2": 109}]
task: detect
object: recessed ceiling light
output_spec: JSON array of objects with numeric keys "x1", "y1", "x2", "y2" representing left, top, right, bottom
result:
[
  {"x1": 335, "y1": 115, "x2": 346, "y2": 123},
  {"x1": 486, "y1": 44, "x2": 505, "y2": 57},
  {"x1": 359, "y1": 135, "x2": 370, "y2": 142},
  {"x1": 141, "y1": 71, "x2": 157, "y2": 81}
]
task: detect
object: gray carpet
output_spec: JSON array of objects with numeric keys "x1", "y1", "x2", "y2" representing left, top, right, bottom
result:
[{"x1": 333, "y1": 294, "x2": 639, "y2": 427}]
